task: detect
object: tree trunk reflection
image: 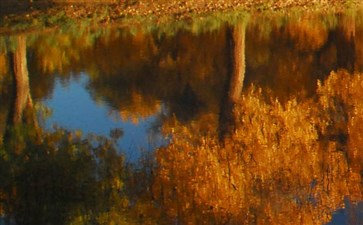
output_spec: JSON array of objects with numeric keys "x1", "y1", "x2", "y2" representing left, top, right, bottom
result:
[
  {"x1": 219, "y1": 21, "x2": 246, "y2": 141},
  {"x1": 12, "y1": 35, "x2": 33, "y2": 124}
]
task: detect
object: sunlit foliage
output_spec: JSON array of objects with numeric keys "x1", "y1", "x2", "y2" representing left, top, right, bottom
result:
[
  {"x1": 246, "y1": 9, "x2": 362, "y2": 103},
  {"x1": 154, "y1": 70, "x2": 362, "y2": 225},
  {"x1": 317, "y1": 70, "x2": 363, "y2": 179},
  {"x1": 1, "y1": 7, "x2": 363, "y2": 224},
  {"x1": 119, "y1": 90, "x2": 162, "y2": 124}
]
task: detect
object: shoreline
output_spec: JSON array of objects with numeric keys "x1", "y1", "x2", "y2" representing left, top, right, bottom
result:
[{"x1": 0, "y1": 0, "x2": 362, "y2": 35}]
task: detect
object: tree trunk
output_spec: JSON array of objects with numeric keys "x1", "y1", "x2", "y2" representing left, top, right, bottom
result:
[
  {"x1": 228, "y1": 22, "x2": 246, "y2": 104},
  {"x1": 219, "y1": 21, "x2": 247, "y2": 141},
  {"x1": 13, "y1": 35, "x2": 33, "y2": 124}
]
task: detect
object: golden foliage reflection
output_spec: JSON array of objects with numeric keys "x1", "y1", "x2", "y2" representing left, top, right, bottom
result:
[
  {"x1": 1, "y1": 9, "x2": 363, "y2": 224},
  {"x1": 154, "y1": 70, "x2": 363, "y2": 225},
  {"x1": 119, "y1": 90, "x2": 162, "y2": 124}
]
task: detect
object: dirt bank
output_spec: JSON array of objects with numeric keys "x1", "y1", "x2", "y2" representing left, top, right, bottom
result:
[{"x1": 0, "y1": 0, "x2": 362, "y2": 34}]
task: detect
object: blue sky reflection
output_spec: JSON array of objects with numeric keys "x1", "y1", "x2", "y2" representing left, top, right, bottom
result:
[{"x1": 41, "y1": 73, "x2": 166, "y2": 162}]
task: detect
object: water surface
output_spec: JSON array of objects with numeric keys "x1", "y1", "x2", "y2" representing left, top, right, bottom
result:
[{"x1": 0, "y1": 9, "x2": 362, "y2": 225}]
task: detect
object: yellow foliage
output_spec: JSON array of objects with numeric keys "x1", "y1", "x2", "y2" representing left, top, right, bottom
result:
[
  {"x1": 285, "y1": 19, "x2": 328, "y2": 51},
  {"x1": 119, "y1": 90, "x2": 162, "y2": 124},
  {"x1": 154, "y1": 70, "x2": 362, "y2": 225}
]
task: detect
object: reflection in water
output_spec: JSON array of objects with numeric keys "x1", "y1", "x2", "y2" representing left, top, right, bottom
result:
[
  {"x1": 327, "y1": 199, "x2": 363, "y2": 225},
  {"x1": 43, "y1": 74, "x2": 166, "y2": 162},
  {"x1": 155, "y1": 70, "x2": 362, "y2": 224},
  {"x1": 0, "y1": 8, "x2": 362, "y2": 225},
  {"x1": 1, "y1": 126, "x2": 127, "y2": 225},
  {"x1": 219, "y1": 19, "x2": 247, "y2": 140}
]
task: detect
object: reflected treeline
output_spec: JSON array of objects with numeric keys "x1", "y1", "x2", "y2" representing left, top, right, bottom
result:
[
  {"x1": 246, "y1": 10, "x2": 363, "y2": 102},
  {"x1": 0, "y1": 34, "x2": 137, "y2": 225},
  {"x1": 155, "y1": 70, "x2": 362, "y2": 224},
  {"x1": 0, "y1": 8, "x2": 362, "y2": 225},
  {"x1": 0, "y1": 127, "x2": 129, "y2": 225},
  {"x1": 1, "y1": 9, "x2": 362, "y2": 124}
]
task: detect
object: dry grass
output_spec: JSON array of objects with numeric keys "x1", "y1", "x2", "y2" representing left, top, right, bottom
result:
[{"x1": 0, "y1": 0, "x2": 362, "y2": 34}]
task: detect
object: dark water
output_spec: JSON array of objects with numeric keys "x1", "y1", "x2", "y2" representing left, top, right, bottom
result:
[{"x1": 0, "y1": 9, "x2": 362, "y2": 225}]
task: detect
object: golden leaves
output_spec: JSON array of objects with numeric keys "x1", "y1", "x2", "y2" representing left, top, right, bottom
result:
[
  {"x1": 154, "y1": 70, "x2": 363, "y2": 224},
  {"x1": 119, "y1": 90, "x2": 162, "y2": 124},
  {"x1": 285, "y1": 18, "x2": 329, "y2": 51}
]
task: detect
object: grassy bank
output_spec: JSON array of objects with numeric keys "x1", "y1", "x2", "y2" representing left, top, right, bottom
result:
[{"x1": 0, "y1": 0, "x2": 362, "y2": 34}]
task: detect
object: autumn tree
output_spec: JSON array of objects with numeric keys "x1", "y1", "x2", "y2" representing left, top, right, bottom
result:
[{"x1": 153, "y1": 70, "x2": 362, "y2": 225}]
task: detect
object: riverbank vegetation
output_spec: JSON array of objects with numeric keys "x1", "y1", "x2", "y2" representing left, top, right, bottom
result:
[
  {"x1": 0, "y1": 0, "x2": 362, "y2": 34},
  {"x1": 0, "y1": 3, "x2": 362, "y2": 223}
]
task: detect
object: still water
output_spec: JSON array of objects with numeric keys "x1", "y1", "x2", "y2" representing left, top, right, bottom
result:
[{"x1": 0, "y1": 9, "x2": 362, "y2": 225}]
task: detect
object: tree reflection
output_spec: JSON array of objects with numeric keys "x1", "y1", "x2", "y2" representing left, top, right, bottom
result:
[
  {"x1": 0, "y1": 35, "x2": 153, "y2": 225},
  {"x1": 0, "y1": 9, "x2": 363, "y2": 225},
  {"x1": 336, "y1": 13, "x2": 356, "y2": 72},
  {"x1": 13, "y1": 9, "x2": 362, "y2": 127},
  {"x1": 219, "y1": 19, "x2": 247, "y2": 140},
  {"x1": 0, "y1": 36, "x2": 127, "y2": 225},
  {"x1": 10, "y1": 36, "x2": 35, "y2": 125},
  {"x1": 0, "y1": 126, "x2": 131, "y2": 225},
  {"x1": 154, "y1": 70, "x2": 362, "y2": 225},
  {"x1": 246, "y1": 10, "x2": 363, "y2": 102}
]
